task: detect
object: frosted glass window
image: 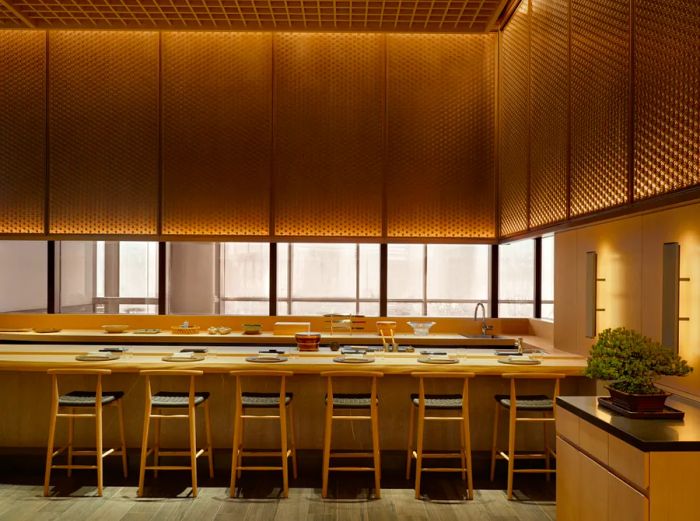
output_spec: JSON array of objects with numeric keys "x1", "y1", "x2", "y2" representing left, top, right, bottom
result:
[
  {"x1": 0, "y1": 241, "x2": 47, "y2": 313},
  {"x1": 499, "y1": 239, "x2": 535, "y2": 318}
]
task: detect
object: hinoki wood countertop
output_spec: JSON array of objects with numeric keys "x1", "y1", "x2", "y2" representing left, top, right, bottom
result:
[{"x1": 0, "y1": 344, "x2": 586, "y2": 375}]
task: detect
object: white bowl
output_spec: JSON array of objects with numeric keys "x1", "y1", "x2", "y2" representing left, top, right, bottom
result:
[
  {"x1": 407, "y1": 321, "x2": 435, "y2": 336},
  {"x1": 102, "y1": 324, "x2": 129, "y2": 334}
]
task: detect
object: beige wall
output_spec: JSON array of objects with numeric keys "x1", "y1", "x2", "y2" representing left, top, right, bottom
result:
[{"x1": 554, "y1": 201, "x2": 700, "y2": 397}]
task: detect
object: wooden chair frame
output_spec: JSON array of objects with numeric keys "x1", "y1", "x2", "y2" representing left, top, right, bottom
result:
[
  {"x1": 490, "y1": 373, "x2": 565, "y2": 500},
  {"x1": 406, "y1": 371, "x2": 476, "y2": 500},
  {"x1": 137, "y1": 370, "x2": 214, "y2": 498},
  {"x1": 43, "y1": 368, "x2": 128, "y2": 497},
  {"x1": 229, "y1": 370, "x2": 298, "y2": 498},
  {"x1": 320, "y1": 370, "x2": 384, "y2": 499}
]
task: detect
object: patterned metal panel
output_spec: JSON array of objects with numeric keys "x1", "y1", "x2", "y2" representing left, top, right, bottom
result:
[
  {"x1": 48, "y1": 31, "x2": 159, "y2": 234},
  {"x1": 634, "y1": 0, "x2": 700, "y2": 199},
  {"x1": 274, "y1": 33, "x2": 384, "y2": 237},
  {"x1": 386, "y1": 33, "x2": 496, "y2": 239},
  {"x1": 529, "y1": 0, "x2": 568, "y2": 228},
  {"x1": 161, "y1": 32, "x2": 272, "y2": 236},
  {"x1": 570, "y1": 0, "x2": 630, "y2": 216},
  {"x1": 0, "y1": 2, "x2": 25, "y2": 26},
  {"x1": 0, "y1": 30, "x2": 45, "y2": 233},
  {"x1": 499, "y1": 1, "x2": 529, "y2": 236},
  {"x1": 6, "y1": 0, "x2": 504, "y2": 33}
]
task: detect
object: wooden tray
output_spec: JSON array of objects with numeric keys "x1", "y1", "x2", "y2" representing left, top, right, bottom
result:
[
  {"x1": 598, "y1": 397, "x2": 685, "y2": 420},
  {"x1": 245, "y1": 356, "x2": 288, "y2": 363},
  {"x1": 417, "y1": 357, "x2": 458, "y2": 364},
  {"x1": 498, "y1": 358, "x2": 541, "y2": 365},
  {"x1": 76, "y1": 353, "x2": 120, "y2": 361},
  {"x1": 162, "y1": 354, "x2": 205, "y2": 362},
  {"x1": 333, "y1": 357, "x2": 375, "y2": 364}
]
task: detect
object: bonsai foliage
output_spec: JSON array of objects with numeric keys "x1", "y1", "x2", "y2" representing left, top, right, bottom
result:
[{"x1": 584, "y1": 327, "x2": 692, "y2": 394}]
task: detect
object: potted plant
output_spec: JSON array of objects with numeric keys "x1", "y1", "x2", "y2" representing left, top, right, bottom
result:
[{"x1": 584, "y1": 327, "x2": 692, "y2": 413}]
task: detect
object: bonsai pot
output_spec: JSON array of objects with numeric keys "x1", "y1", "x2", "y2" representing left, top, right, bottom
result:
[{"x1": 607, "y1": 386, "x2": 670, "y2": 413}]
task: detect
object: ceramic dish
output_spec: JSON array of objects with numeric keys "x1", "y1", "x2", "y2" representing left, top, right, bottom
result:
[
  {"x1": 497, "y1": 357, "x2": 541, "y2": 365},
  {"x1": 76, "y1": 352, "x2": 120, "y2": 361},
  {"x1": 333, "y1": 356, "x2": 375, "y2": 364},
  {"x1": 33, "y1": 328, "x2": 61, "y2": 333},
  {"x1": 133, "y1": 328, "x2": 161, "y2": 334},
  {"x1": 102, "y1": 324, "x2": 129, "y2": 333},
  {"x1": 417, "y1": 357, "x2": 458, "y2": 364},
  {"x1": 162, "y1": 353, "x2": 205, "y2": 362},
  {"x1": 245, "y1": 356, "x2": 288, "y2": 363}
]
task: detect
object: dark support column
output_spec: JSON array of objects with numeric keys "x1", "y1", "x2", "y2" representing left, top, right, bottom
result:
[
  {"x1": 158, "y1": 242, "x2": 166, "y2": 314},
  {"x1": 489, "y1": 244, "x2": 499, "y2": 318},
  {"x1": 47, "y1": 241, "x2": 57, "y2": 313},
  {"x1": 534, "y1": 237, "x2": 542, "y2": 319},
  {"x1": 269, "y1": 243, "x2": 277, "y2": 316},
  {"x1": 379, "y1": 243, "x2": 387, "y2": 317}
]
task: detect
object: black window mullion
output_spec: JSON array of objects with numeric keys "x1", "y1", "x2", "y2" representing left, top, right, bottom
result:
[
  {"x1": 490, "y1": 244, "x2": 499, "y2": 318},
  {"x1": 158, "y1": 241, "x2": 166, "y2": 315},
  {"x1": 269, "y1": 243, "x2": 277, "y2": 316},
  {"x1": 47, "y1": 240, "x2": 57, "y2": 314},
  {"x1": 379, "y1": 243, "x2": 387, "y2": 317},
  {"x1": 534, "y1": 236, "x2": 542, "y2": 319}
]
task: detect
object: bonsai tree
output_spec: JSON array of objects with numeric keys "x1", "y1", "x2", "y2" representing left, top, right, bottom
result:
[{"x1": 585, "y1": 327, "x2": 692, "y2": 394}]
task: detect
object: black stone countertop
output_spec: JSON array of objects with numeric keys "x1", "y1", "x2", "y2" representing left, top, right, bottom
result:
[{"x1": 557, "y1": 395, "x2": 700, "y2": 452}]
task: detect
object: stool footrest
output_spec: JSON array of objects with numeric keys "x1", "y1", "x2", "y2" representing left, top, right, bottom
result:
[
  {"x1": 240, "y1": 415, "x2": 281, "y2": 420},
  {"x1": 56, "y1": 413, "x2": 96, "y2": 419},
  {"x1": 145, "y1": 465, "x2": 194, "y2": 471},
  {"x1": 412, "y1": 451, "x2": 464, "y2": 459},
  {"x1": 332, "y1": 415, "x2": 372, "y2": 421},
  {"x1": 52, "y1": 464, "x2": 98, "y2": 470},
  {"x1": 149, "y1": 414, "x2": 190, "y2": 419},
  {"x1": 423, "y1": 416, "x2": 464, "y2": 422},
  {"x1": 497, "y1": 450, "x2": 551, "y2": 462},
  {"x1": 329, "y1": 466, "x2": 376, "y2": 472},
  {"x1": 237, "y1": 466, "x2": 284, "y2": 471}
]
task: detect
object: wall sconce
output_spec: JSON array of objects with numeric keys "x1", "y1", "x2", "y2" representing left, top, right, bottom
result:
[
  {"x1": 662, "y1": 242, "x2": 690, "y2": 353},
  {"x1": 585, "y1": 251, "x2": 605, "y2": 338}
]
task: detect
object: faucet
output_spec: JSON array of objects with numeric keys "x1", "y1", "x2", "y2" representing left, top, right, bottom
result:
[{"x1": 473, "y1": 302, "x2": 493, "y2": 336}]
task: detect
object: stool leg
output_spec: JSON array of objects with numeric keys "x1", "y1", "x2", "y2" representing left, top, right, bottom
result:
[
  {"x1": 288, "y1": 403, "x2": 298, "y2": 480},
  {"x1": 137, "y1": 408, "x2": 151, "y2": 497},
  {"x1": 370, "y1": 399, "x2": 381, "y2": 499},
  {"x1": 153, "y1": 411, "x2": 160, "y2": 478},
  {"x1": 204, "y1": 401, "x2": 214, "y2": 479},
  {"x1": 489, "y1": 402, "x2": 500, "y2": 481},
  {"x1": 279, "y1": 402, "x2": 289, "y2": 498},
  {"x1": 188, "y1": 404, "x2": 198, "y2": 498},
  {"x1": 459, "y1": 419, "x2": 467, "y2": 481},
  {"x1": 462, "y1": 406, "x2": 474, "y2": 500},
  {"x1": 237, "y1": 416, "x2": 244, "y2": 479},
  {"x1": 506, "y1": 406, "x2": 517, "y2": 500},
  {"x1": 543, "y1": 414, "x2": 551, "y2": 481},
  {"x1": 116, "y1": 400, "x2": 128, "y2": 478},
  {"x1": 414, "y1": 403, "x2": 425, "y2": 499},
  {"x1": 230, "y1": 401, "x2": 242, "y2": 498},
  {"x1": 321, "y1": 399, "x2": 333, "y2": 498},
  {"x1": 43, "y1": 381, "x2": 59, "y2": 497},
  {"x1": 405, "y1": 404, "x2": 415, "y2": 480},
  {"x1": 96, "y1": 401, "x2": 104, "y2": 496},
  {"x1": 67, "y1": 408, "x2": 74, "y2": 477}
]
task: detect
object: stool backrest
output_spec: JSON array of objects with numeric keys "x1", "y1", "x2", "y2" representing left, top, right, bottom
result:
[
  {"x1": 502, "y1": 373, "x2": 565, "y2": 414},
  {"x1": 139, "y1": 369, "x2": 203, "y2": 409},
  {"x1": 47, "y1": 368, "x2": 112, "y2": 410},
  {"x1": 229, "y1": 370, "x2": 294, "y2": 412},
  {"x1": 410, "y1": 371, "x2": 476, "y2": 411},
  {"x1": 320, "y1": 371, "x2": 384, "y2": 408}
]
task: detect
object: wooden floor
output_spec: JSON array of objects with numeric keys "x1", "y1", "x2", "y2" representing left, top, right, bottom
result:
[{"x1": 0, "y1": 453, "x2": 556, "y2": 521}]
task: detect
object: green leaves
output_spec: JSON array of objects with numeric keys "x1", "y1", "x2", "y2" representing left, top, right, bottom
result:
[{"x1": 584, "y1": 327, "x2": 692, "y2": 394}]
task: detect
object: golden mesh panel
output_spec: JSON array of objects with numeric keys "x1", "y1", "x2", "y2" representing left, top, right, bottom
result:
[
  {"x1": 498, "y1": 1, "x2": 529, "y2": 236},
  {"x1": 161, "y1": 32, "x2": 272, "y2": 236},
  {"x1": 634, "y1": 0, "x2": 700, "y2": 200},
  {"x1": 274, "y1": 33, "x2": 384, "y2": 237},
  {"x1": 570, "y1": 0, "x2": 630, "y2": 217},
  {"x1": 48, "y1": 31, "x2": 159, "y2": 235},
  {"x1": 529, "y1": 0, "x2": 568, "y2": 228},
  {"x1": 8, "y1": 1, "x2": 504, "y2": 32},
  {"x1": 386, "y1": 34, "x2": 496, "y2": 239},
  {"x1": 0, "y1": 31, "x2": 45, "y2": 233},
  {"x1": 0, "y1": 2, "x2": 25, "y2": 26}
]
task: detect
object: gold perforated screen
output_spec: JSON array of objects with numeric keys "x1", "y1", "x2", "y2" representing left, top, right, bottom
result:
[
  {"x1": 529, "y1": 0, "x2": 568, "y2": 228},
  {"x1": 3, "y1": 1, "x2": 505, "y2": 33},
  {"x1": 161, "y1": 32, "x2": 272, "y2": 236},
  {"x1": 570, "y1": 0, "x2": 630, "y2": 217},
  {"x1": 48, "y1": 31, "x2": 159, "y2": 235},
  {"x1": 386, "y1": 34, "x2": 497, "y2": 239},
  {"x1": 498, "y1": 1, "x2": 529, "y2": 237},
  {"x1": 0, "y1": 30, "x2": 45, "y2": 234},
  {"x1": 274, "y1": 33, "x2": 384, "y2": 238},
  {"x1": 0, "y1": 1, "x2": 24, "y2": 26},
  {"x1": 634, "y1": 0, "x2": 700, "y2": 200}
]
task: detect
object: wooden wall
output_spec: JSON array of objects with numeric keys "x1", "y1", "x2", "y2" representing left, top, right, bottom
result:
[
  {"x1": 0, "y1": 30, "x2": 497, "y2": 242},
  {"x1": 554, "y1": 200, "x2": 700, "y2": 398},
  {"x1": 499, "y1": 0, "x2": 700, "y2": 237}
]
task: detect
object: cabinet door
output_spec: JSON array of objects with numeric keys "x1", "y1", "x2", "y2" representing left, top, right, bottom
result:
[
  {"x1": 557, "y1": 436, "x2": 581, "y2": 521},
  {"x1": 608, "y1": 472, "x2": 648, "y2": 521},
  {"x1": 579, "y1": 449, "x2": 609, "y2": 521}
]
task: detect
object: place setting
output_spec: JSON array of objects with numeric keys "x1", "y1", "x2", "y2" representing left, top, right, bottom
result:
[
  {"x1": 245, "y1": 349, "x2": 288, "y2": 363},
  {"x1": 75, "y1": 346, "x2": 127, "y2": 362},
  {"x1": 162, "y1": 347, "x2": 207, "y2": 362},
  {"x1": 417, "y1": 350, "x2": 459, "y2": 364}
]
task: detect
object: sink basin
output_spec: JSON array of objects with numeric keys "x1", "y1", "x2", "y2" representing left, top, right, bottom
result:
[{"x1": 462, "y1": 334, "x2": 508, "y2": 339}]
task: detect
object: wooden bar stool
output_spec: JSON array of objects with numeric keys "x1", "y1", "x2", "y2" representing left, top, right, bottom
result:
[
  {"x1": 229, "y1": 370, "x2": 297, "y2": 498},
  {"x1": 137, "y1": 370, "x2": 214, "y2": 498},
  {"x1": 405, "y1": 371, "x2": 476, "y2": 499},
  {"x1": 43, "y1": 368, "x2": 128, "y2": 497},
  {"x1": 489, "y1": 373, "x2": 565, "y2": 499},
  {"x1": 321, "y1": 371, "x2": 383, "y2": 499}
]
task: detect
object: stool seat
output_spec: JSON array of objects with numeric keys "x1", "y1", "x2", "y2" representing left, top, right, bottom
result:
[
  {"x1": 59, "y1": 390, "x2": 124, "y2": 407},
  {"x1": 410, "y1": 393, "x2": 464, "y2": 409},
  {"x1": 326, "y1": 393, "x2": 375, "y2": 408},
  {"x1": 494, "y1": 394, "x2": 553, "y2": 411},
  {"x1": 150, "y1": 391, "x2": 210, "y2": 408},
  {"x1": 242, "y1": 392, "x2": 293, "y2": 407}
]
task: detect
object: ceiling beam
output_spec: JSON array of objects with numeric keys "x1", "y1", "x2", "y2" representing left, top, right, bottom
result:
[{"x1": 0, "y1": 0, "x2": 34, "y2": 28}]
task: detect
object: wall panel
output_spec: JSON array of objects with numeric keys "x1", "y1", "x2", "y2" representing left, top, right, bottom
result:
[
  {"x1": 499, "y1": 2, "x2": 530, "y2": 236},
  {"x1": 570, "y1": 0, "x2": 630, "y2": 216},
  {"x1": 274, "y1": 33, "x2": 384, "y2": 238},
  {"x1": 161, "y1": 32, "x2": 272, "y2": 236},
  {"x1": 48, "y1": 31, "x2": 159, "y2": 235},
  {"x1": 0, "y1": 31, "x2": 45, "y2": 234},
  {"x1": 387, "y1": 34, "x2": 496, "y2": 239},
  {"x1": 634, "y1": 0, "x2": 700, "y2": 200},
  {"x1": 529, "y1": 0, "x2": 568, "y2": 228}
]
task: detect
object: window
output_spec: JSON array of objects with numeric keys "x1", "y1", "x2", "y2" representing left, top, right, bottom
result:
[
  {"x1": 59, "y1": 241, "x2": 158, "y2": 314},
  {"x1": 498, "y1": 239, "x2": 534, "y2": 317},
  {"x1": 388, "y1": 244, "x2": 490, "y2": 317},
  {"x1": 277, "y1": 243, "x2": 380, "y2": 316},
  {"x1": 0, "y1": 241, "x2": 47, "y2": 313},
  {"x1": 541, "y1": 235, "x2": 554, "y2": 320}
]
